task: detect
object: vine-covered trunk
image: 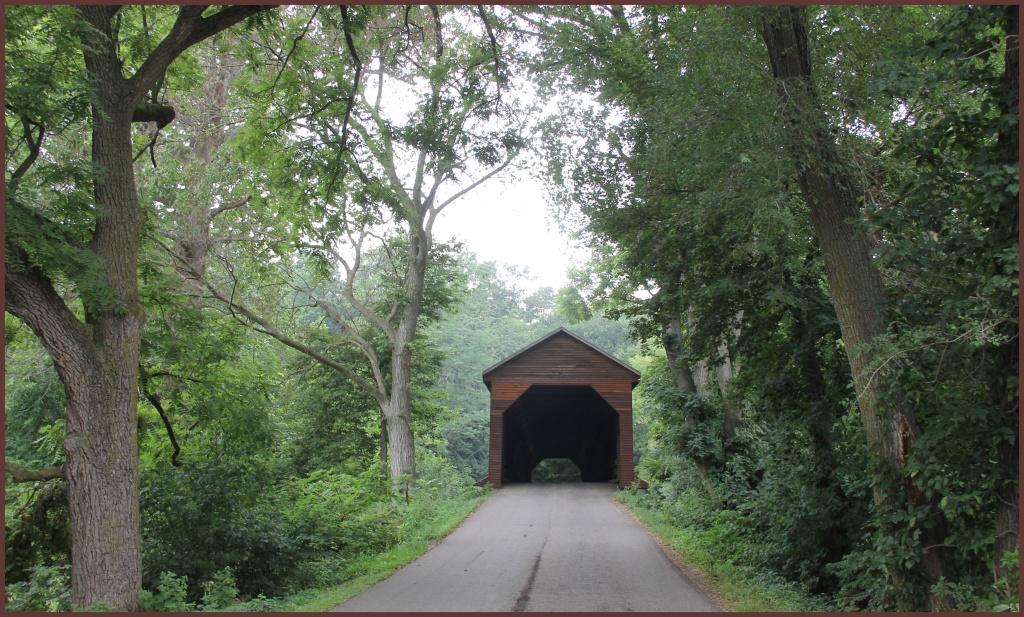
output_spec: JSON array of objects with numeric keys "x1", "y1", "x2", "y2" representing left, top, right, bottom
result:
[
  {"x1": 716, "y1": 312, "x2": 742, "y2": 445},
  {"x1": 686, "y1": 310, "x2": 712, "y2": 395},
  {"x1": 664, "y1": 316, "x2": 711, "y2": 479},
  {"x1": 759, "y1": 6, "x2": 953, "y2": 610}
]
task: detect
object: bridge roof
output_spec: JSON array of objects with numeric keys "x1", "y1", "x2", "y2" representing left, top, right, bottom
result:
[{"x1": 482, "y1": 327, "x2": 640, "y2": 383}]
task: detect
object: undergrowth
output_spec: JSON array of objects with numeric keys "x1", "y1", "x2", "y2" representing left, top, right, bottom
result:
[{"x1": 616, "y1": 488, "x2": 832, "y2": 612}]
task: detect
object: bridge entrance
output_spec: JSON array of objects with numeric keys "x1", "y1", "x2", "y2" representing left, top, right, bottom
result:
[
  {"x1": 481, "y1": 328, "x2": 640, "y2": 488},
  {"x1": 502, "y1": 385, "x2": 619, "y2": 483}
]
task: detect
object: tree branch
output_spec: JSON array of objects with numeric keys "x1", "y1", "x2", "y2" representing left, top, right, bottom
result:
[
  {"x1": 140, "y1": 366, "x2": 182, "y2": 467},
  {"x1": 209, "y1": 195, "x2": 251, "y2": 219},
  {"x1": 339, "y1": 5, "x2": 363, "y2": 154},
  {"x1": 433, "y1": 149, "x2": 518, "y2": 215},
  {"x1": 4, "y1": 253, "x2": 97, "y2": 388},
  {"x1": 476, "y1": 5, "x2": 504, "y2": 98},
  {"x1": 129, "y1": 5, "x2": 275, "y2": 106},
  {"x1": 267, "y1": 5, "x2": 320, "y2": 95},
  {"x1": 8, "y1": 112, "x2": 45, "y2": 187},
  {"x1": 158, "y1": 238, "x2": 388, "y2": 405},
  {"x1": 6, "y1": 461, "x2": 64, "y2": 483}
]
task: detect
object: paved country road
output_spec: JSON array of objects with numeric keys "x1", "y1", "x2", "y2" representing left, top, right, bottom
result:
[{"x1": 332, "y1": 483, "x2": 722, "y2": 612}]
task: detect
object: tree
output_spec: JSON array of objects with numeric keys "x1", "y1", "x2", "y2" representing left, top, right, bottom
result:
[
  {"x1": 757, "y1": 7, "x2": 957, "y2": 608},
  {"x1": 161, "y1": 5, "x2": 526, "y2": 482},
  {"x1": 5, "y1": 5, "x2": 272, "y2": 609},
  {"x1": 866, "y1": 4, "x2": 1019, "y2": 593}
]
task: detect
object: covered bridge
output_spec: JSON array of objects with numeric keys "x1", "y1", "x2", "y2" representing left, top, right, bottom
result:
[{"x1": 480, "y1": 328, "x2": 640, "y2": 488}]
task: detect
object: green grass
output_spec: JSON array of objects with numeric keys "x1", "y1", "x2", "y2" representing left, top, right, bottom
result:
[
  {"x1": 246, "y1": 490, "x2": 491, "y2": 612},
  {"x1": 617, "y1": 491, "x2": 830, "y2": 612}
]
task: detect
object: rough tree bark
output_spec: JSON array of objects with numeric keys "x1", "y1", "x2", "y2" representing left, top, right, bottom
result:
[
  {"x1": 758, "y1": 6, "x2": 954, "y2": 610},
  {"x1": 686, "y1": 310, "x2": 713, "y2": 396},
  {"x1": 4, "y1": 6, "x2": 270, "y2": 610}
]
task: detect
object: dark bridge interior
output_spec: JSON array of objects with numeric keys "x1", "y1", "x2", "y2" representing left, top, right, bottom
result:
[{"x1": 501, "y1": 385, "x2": 619, "y2": 484}]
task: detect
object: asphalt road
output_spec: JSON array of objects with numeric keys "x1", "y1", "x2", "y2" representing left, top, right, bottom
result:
[{"x1": 331, "y1": 483, "x2": 721, "y2": 612}]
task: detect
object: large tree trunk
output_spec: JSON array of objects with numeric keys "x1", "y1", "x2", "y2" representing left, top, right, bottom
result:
[
  {"x1": 386, "y1": 318, "x2": 418, "y2": 481},
  {"x1": 758, "y1": 6, "x2": 953, "y2": 610},
  {"x1": 74, "y1": 114, "x2": 146, "y2": 612},
  {"x1": 65, "y1": 12, "x2": 148, "y2": 608},
  {"x1": 664, "y1": 316, "x2": 710, "y2": 478},
  {"x1": 686, "y1": 310, "x2": 713, "y2": 396}
]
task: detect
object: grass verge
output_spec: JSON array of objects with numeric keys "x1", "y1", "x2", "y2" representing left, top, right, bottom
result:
[
  {"x1": 224, "y1": 489, "x2": 491, "y2": 612},
  {"x1": 616, "y1": 490, "x2": 830, "y2": 612}
]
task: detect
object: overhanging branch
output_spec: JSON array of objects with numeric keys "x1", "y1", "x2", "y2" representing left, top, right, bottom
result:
[{"x1": 6, "y1": 461, "x2": 64, "y2": 483}]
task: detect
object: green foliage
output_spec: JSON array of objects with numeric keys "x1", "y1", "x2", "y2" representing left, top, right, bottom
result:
[
  {"x1": 4, "y1": 564, "x2": 73, "y2": 612},
  {"x1": 280, "y1": 357, "x2": 381, "y2": 476},
  {"x1": 4, "y1": 4, "x2": 1015, "y2": 613},
  {"x1": 283, "y1": 464, "x2": 399, "y2": 588},
  {"x1": 993, "y1": 547, "x2": 1020, "y2": 612},
  {"x1": 201, "y1": 568, "x2": 239, "y2": 611},
  {"x1": 617, "y1": 489, "x2": 830, "y2": 612},
  {"x1": 531, "y1": 459, "x2": 581, "y2": 483},
  {"x1": 140, "y1": 456, "x2": 296, "y2": 600},
  {"x1": 5, "y1": 322, "x2": 73, "y2": 586},
  {"x1": 4, "y1": 320, "x2": 67, "y2": 467},
  {"x1": 5, "y1": 481, "x2": 71, "y2": 588},
  {"x1": 136, "y1": 454, "x2": 479, "y2": 605},
  {"x1": 139, "y1": 572, "x2": 195, "y2": 612}
]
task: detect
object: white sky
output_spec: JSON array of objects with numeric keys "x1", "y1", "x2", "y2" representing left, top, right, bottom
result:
[{"x1": 435, "y1": 172, "x2": 585, "y2": 294}]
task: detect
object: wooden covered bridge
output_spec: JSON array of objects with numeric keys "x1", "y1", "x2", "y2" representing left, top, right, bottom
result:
[{"x1": 480, "y1": 328, "x2": 640, "y2": 488}]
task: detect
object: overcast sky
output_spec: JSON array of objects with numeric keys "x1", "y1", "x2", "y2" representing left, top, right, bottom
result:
[{"x1": 435, "y1": 170, "x2": 585, "y2": 294}]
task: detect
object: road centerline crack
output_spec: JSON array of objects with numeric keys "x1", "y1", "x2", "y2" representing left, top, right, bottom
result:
[{"x1": 513, "y1": 540, "x2": 546, "y2": 612}]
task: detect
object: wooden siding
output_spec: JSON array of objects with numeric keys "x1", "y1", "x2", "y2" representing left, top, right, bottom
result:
[
  {"x1": 487, "y1": 412, "x2": 503, "y2": 486},
  {"x1": 617, "y1": 411, "x2": 635, "y2": 487},
  {"x1": 484, "y1": 331, "x2": 639, "y2": 386},
  {"x1": 489, "y1": 382, "x2": 532, "y2": 413}
]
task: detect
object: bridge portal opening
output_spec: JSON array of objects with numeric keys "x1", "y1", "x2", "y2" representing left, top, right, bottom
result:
[
  {"x1": 531, "y1": 458, "x2": 582, "y2": 483},
  {"x1": 502, "y1": 385, "x2": 619, "y2": 484}
]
